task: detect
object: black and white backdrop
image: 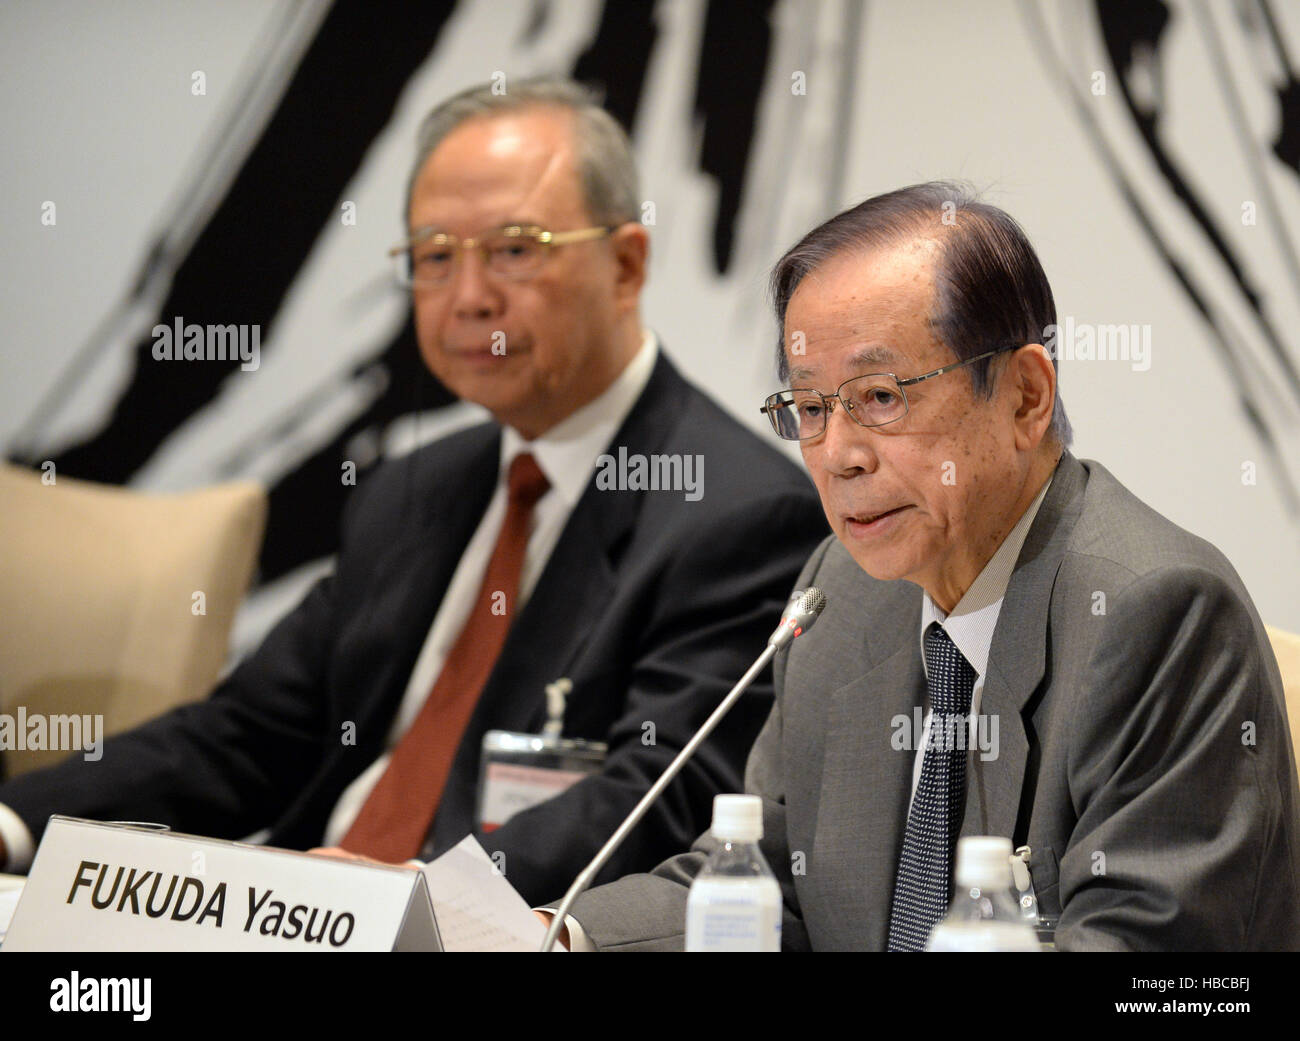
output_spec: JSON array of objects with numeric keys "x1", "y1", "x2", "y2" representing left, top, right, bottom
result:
[{"x1": 3, "y1": 0, "x2": 1298, "y2": 651}]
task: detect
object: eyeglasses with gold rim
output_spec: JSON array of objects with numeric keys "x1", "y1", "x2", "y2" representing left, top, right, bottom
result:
[{"x1": 388, "y1": 223, "x2": 621, "y2": 287}]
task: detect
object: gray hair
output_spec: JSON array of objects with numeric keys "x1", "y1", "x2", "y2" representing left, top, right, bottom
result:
[
  {"x1": 404, "y1": 77, "x2": 639, "y2": 225},
  {"x1": 770, "y1": 181, "x2": 1073, "y2": 450}
]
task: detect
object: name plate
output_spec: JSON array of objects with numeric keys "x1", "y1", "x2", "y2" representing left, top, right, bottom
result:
[{"x1": 2, "y1": 816, "x2": 441, "y2": 952}]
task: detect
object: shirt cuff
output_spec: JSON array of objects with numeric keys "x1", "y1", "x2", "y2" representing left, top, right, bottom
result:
[
  {"x1": 0, "y1": 804, "x2": 35, "y2": 873},
  {"x1": 537, "y1": 907, "x2": 596, "y2": 952}
]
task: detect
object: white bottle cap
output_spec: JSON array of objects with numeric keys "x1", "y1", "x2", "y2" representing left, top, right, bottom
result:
[
  {"x1": 953, "y1": 836, "x2": 1015, "y2": 889},
  {"x1": 711, "y1": 794, "x2": 763, "y2": 842}
]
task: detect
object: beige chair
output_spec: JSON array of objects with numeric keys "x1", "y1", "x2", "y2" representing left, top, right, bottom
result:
[
  {"x1": 0, "y1": 463, "x2": 266, "y2": 777},
  {"x1": 1265, "y1": 625, "x2": 1300, "y2": 774}
]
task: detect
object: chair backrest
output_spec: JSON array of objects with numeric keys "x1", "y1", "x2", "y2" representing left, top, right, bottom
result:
[
  {"x1": 0, "y1": 464, "x2": 267, "y2": 777},
  {"x1": 1265, "y1": 625, "x2": 1300, "y2": 774}
]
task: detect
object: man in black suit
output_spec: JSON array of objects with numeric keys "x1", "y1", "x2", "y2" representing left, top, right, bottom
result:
[{"x1": 0, "y1": 79, "x2": 825, "y2": 904}]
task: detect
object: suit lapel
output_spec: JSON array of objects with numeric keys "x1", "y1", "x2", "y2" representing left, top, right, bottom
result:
[
  {"x1": 802, "y1": 454, "x2": 1089, "y2": 948},
  {"x1": 466, "y1": 352, "x2": 688, "y2": 736},
  {"x1": 345, "y1": 432, "x2": 502, "y2": 744},
  {"x1": 271, "y1": 429, "x2": 501, "y2": 848},
  {"x1": 965, "y1": 453, "x2": 1088, "y2": 841},
  {"x1": 429, "y1": 354, "x2": 693, "y2": 845},
  {"x1": 809, "y1": 588, "x2": 925, "y2": 950},
  {"x1": 467, "y1": 498, "x2": 626, "y2": 736}
]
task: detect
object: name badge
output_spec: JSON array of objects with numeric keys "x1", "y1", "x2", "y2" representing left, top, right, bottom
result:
[
  {"x1": 477, "y1": 730, "x2": 605, "y2": 833},
  {"x1": 2, "y1": 816, "x2": 441, "y2": 951}
]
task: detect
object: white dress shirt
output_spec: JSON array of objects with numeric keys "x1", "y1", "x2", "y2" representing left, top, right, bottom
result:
[{"x1": 0, "y1": 332, "x2": 658, "y2": 873}]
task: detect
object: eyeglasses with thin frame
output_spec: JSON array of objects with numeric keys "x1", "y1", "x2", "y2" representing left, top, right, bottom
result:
[
  {"x1": 760, "y1": 344, "x2": 1019, "y2": 441},
  {"x1": 388, "y1": 223, "x2": 621, "y2": 287}
]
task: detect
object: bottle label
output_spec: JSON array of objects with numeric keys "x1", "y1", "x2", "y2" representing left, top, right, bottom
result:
[
  {"x1": 925, "y1": 920, "x2": 1041, "y2": 952},
  {"x1": 685, "y1": 878, "x2": 781, "y2": 952}
]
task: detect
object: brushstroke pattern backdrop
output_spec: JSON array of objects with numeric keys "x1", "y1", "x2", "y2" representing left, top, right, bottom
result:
[{"x1": 2, "y1": 0, "x2": 1298, "y2": 652}]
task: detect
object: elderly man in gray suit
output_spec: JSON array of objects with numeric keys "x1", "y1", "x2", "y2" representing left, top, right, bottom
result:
[{"x1": 544, "y1": 182, "x2": 1300, "y2": 951}]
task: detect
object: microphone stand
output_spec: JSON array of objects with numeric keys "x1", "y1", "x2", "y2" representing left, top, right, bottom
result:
[{"x1": 539, "y1": 644, "x2": 779, "y2": 952}]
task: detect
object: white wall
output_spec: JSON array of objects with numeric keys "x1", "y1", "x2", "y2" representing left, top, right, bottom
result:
[{"x1": 2, "y1": 0, "x2": 1297, "y2": 630}]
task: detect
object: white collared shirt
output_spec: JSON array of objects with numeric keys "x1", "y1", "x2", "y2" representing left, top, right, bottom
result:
[
  {"x1": 909, "y1": 472, "x2": 1054, "y2": 804},
  {"x1": 321, "y1": 330, "x2": 658, "y2": 846}
]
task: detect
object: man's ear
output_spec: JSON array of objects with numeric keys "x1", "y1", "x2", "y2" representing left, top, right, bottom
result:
[
  {"x1": 610, "y1": 221, "x2": 649, "y2": 311},
  {"x1": 1010, "y1": 343, "x2": 1056, "y2": 451}
]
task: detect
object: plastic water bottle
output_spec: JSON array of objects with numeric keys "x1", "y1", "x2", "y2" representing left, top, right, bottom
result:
[
  {"x1": 685, "y1": 795, "x2": 781, "y2": 952},
  {"x1": 925, "y1": 836, "x2": 1041, "y2": 952}
]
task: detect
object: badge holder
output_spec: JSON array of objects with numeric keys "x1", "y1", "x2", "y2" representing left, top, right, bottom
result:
[
  {"x1": 476, "y1": 679, "x2": 607, "y2": 834},
  {"x1": 1012, "y1": 845, "x2": 1058, "y2": 949}
]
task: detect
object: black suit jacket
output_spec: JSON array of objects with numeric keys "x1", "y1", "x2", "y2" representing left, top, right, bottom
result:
[{"x1": 1, "y1": 352, "x2": 827, "y2": 904}]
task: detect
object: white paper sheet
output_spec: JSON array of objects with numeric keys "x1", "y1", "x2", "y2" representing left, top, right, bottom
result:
[{"x1": 420, "y1": 835, "x2": 559, "y2": 952}]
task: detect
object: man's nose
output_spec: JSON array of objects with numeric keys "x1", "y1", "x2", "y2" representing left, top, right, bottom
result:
[
  {"x1": 450, "y1": 248, "x2": 502, "y2": 319},
  {"x1": 819, "y1": 399, "x2": 880, "y2": 476}
]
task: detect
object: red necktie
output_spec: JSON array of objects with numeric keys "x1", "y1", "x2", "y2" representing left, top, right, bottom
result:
[{"x1": 341, "y1": 453, "x2": 550, "y2": 862}]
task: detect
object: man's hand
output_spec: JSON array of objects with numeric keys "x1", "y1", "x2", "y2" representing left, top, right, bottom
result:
[{"x1": 306, "y1": 846, "x2": 421, "y2": 870}]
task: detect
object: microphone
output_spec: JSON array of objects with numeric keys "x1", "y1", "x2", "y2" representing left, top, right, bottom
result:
[
  {"x1": 540, "y1": 587, "x2": 828, "y2": 951},
  {"x1": 768, "y1": 586, "x2": 827, "y2": 651}
]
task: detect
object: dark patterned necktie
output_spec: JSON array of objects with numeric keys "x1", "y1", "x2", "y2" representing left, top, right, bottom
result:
[{"x1": 887, "y1": 623, "x2": 977, "y2": 951}]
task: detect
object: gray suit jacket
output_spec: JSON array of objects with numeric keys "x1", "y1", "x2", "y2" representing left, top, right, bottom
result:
[{"x1": 569, "y1": 453, "x2": 1300, "y2": 950}]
